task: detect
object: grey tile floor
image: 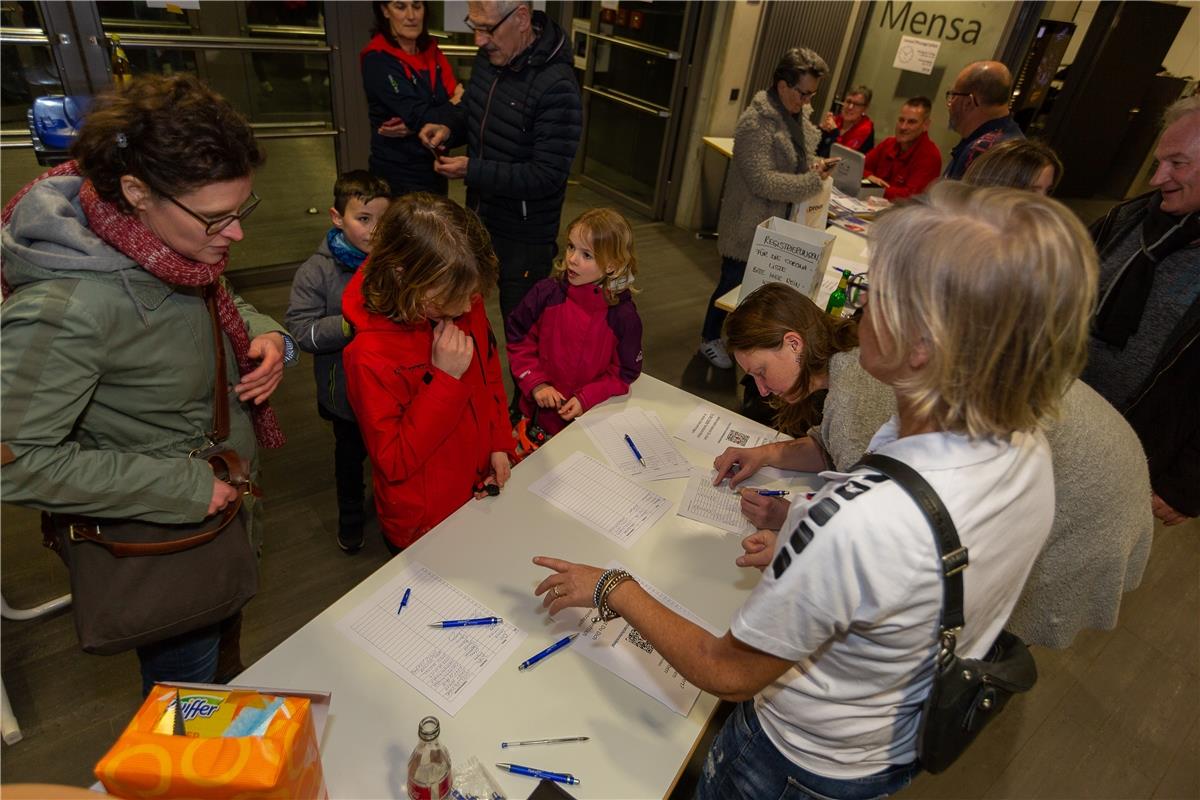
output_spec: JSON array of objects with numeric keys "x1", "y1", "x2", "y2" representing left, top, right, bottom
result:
[{"x1": 1, "y1": 182, "x2": 1196, "y2": 799}]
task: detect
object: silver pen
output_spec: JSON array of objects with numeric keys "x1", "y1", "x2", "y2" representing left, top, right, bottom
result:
[{"x1": 501, "y1": 736, "x2": 589, "y2": 748}]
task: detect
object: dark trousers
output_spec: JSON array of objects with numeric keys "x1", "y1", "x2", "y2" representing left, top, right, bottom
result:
[
  {"x1": 318, "y1": 405, "x2": 368, "y2": 532},
  {"x1": 701, "y1": 256, "x2": 748, "y2": 341},
  {"x1": 490, "y1": 233, "x2": 557, "y2": 327},
  {"x1": 136, "y1": 621, "x2": 220, "y2": 697}
]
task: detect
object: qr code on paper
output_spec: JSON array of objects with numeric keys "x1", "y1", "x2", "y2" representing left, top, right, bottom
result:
[
  {"x1": 626, "y1": 628, "x2": 655, "y2": 654},
  {"x1": 724, "y1": 430, "x2": 749, "y2": 446}
]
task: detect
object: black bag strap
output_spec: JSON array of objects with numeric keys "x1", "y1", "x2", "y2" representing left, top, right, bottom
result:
[{"x1": 855, "y1": 453, "x2": 967, "y2": 632}]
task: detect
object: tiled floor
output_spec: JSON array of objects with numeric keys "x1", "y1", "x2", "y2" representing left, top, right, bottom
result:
[{"x1": 1, "y1": 182, "x2": 1196, "y2": 798}]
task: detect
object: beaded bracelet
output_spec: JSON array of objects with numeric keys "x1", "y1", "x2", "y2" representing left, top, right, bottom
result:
[
  {"x1": 593, "y1": 568, "x2": 618, "y2": 611},
  {"x1": 592, "y1": 569, "x2": 634, "y2": 622}
]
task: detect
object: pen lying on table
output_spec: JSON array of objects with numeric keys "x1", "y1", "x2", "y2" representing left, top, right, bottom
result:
[
  {"x1": 495, "y1": 762, "x2": 580, "y2": 786},
  {"x1": 501, "y1": 736, "x2": 589, "y2": 748},
  {"x1": 517, "y1": 633, "x2": 578, "y2": 671},
  {"x1": 428, "y1": 617, "x2": 503, "y2": 628}
]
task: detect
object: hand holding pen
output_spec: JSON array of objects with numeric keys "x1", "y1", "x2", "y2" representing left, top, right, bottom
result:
[{"x1": 738, "y1": 488, "x2": 791, "y2": 531}]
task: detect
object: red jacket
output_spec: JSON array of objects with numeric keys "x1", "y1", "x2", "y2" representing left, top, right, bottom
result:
[
  {"x1": 863, "y1": 133, "x2": 943, "y2": 200},
  {"x1": 505, "y1": 277, "x2": 642, "y2": 435},
  {"x1": 342, "y1": 269, "x2": 514, "y2": 548}
]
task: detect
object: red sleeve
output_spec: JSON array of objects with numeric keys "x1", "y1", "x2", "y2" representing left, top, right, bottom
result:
[
  {"x1": 345, "y1": 344, "x2": 472, "y2": 482},
  {"x1": 863, "y1": 143, "x2": 882, "y2": 178},
  {"x1": 435, "y1": 46, "x2": 457, "y2": 95}
]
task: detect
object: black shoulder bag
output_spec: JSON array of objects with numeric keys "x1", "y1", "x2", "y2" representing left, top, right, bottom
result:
[{"x1": 858, "y1": 453, "x2": 1038, "y2": 774}]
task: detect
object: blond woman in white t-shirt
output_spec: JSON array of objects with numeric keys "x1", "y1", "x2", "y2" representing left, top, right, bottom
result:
[{"x1": 533, "y1": 182, "x2": 1098, "y2": 799}]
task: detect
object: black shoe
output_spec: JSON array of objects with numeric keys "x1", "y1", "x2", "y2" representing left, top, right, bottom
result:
[{"x1": 337, "y1": 525, "x2": 365, "y2": 553}]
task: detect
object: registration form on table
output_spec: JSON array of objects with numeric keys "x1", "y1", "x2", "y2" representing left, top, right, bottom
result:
[
  {"x1": 579, "y1": 405, "x2": 691, "y2": 480},
  {"x1": 528, "y1": 451, "x2": 672, "y2": 548},
  {"x1": 335, "y1": 562, "x2": 526, "y2": 716},
  {"x1": 677, "y1": 471, "x2": 754, "y2": 535},
  {"x1": 549, "y1": 562, "x2": 722, "y2": 716}
]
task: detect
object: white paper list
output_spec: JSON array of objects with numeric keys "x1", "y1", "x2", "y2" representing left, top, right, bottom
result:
[
  {"x1": 678, "y1": 472, "x2": 753, "y2": 535},
  {"x1": 549, "y1": 563, "x2": 721, "y2": 716},
  {"x1": 579, "y1": 406, "x2": 691, "y2": 480},
  {"x1": 335, "y1": 562, "x2": 525, "y2": 716},
  {"x1": 528, "y1": 451, "x2": 672, "y2": 548}
]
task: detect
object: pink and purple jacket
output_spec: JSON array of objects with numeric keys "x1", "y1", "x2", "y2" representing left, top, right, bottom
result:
[{"x1": 505, "y1": 277, "x2": 643, "y2": 435}]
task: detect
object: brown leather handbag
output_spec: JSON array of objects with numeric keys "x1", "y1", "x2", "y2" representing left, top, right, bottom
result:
[{"x1": 42, "y1": 286, "x2": 260, "y2": 655}]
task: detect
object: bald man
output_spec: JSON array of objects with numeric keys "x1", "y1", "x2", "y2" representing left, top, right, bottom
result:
[{"x1": 942, "y1": 60, "x2": 1024, "y2": 179}]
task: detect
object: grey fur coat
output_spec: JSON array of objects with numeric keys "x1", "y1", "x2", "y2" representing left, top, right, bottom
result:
[
  {"x1": 807, "y1": 351, "x2": 1154, "y2": 649},
  {"x1": 717, "y1": 90, "x2": 822, "y2": 262}
]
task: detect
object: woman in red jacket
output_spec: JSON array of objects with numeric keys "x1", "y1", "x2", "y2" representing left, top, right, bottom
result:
[{"x1": 342, "y1": 193, "x2": 514, "y2": 552}]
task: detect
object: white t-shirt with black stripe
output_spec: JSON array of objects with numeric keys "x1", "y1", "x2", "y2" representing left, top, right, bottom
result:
[{"x1": 730, "y1": 418, "x2": 1054, "y2": 779}]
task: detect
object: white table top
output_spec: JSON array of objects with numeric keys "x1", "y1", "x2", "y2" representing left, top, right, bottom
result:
[
  {"x1": 239, "y1": 375, "x2": 820, "y2": 800},
  {"x1": 715, "y1": 224, "x2": 869, "y2": 313}
]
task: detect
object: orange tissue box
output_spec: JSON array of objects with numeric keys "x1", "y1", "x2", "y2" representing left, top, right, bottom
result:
[{"x1": 95, "y1": 683, "x2": 329, "y2": 799}]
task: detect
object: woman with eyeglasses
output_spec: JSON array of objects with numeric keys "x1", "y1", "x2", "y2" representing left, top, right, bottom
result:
[
  {"x1": 699, "y1": 47, "x2": 839, "y2": 370},
  {"x1": 817, "y1": 84, "x2": 876, "y2": 158},
  {"x1": 362, "y1": 0, "x2": 462, "y2": 196},
  {"x1": 0, "y1": 75, "x2": 293, "y2": 694}
]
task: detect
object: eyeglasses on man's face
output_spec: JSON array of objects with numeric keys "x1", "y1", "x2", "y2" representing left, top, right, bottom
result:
[
  {"x1": 464, "y1": 3, "x2": 519, "y2": 35},
  {"x1": 791, "y1": 84, "x2": 817, "y2": 100},
  {"x1": 945, "y1": 90, "x2": 972, "y2": 103},
  {"x1": 166, "y1": 191, "x2": 261, "y2": 236},
  {"x1": 847, "y1": 273, "x2": 869, "y2": 310}
]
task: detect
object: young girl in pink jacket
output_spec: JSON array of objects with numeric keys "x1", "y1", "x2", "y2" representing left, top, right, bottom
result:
[{"x1": 505, "y1": 209, "x2": 643, "y2": 436}]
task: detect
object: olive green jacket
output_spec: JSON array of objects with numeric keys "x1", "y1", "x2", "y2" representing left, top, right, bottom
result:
[{"x1": 1, "y1": 175, "x2": 285, "y2": 523}]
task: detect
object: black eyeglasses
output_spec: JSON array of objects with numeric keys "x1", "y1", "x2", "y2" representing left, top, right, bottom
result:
[
  {"x1": 847, "y1": 273, "x2": 869, "y2": 310},
  {"x1": 792, "y1": 85, "x2": 817, "y2": 100},
  {"x1": 464, "y1": 3, "x2": 519, "y2": 34},
  {"x1": 945, "y1": 90, "x2": 972, "y2": 103},
  {"x1": 166, "y1": 191, "x2": 261, "y2": 235}
]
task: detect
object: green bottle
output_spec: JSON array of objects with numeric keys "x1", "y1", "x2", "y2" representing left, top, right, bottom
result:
[{"x1": 826, "y1": 269, "x2": 851, "y2": 318}]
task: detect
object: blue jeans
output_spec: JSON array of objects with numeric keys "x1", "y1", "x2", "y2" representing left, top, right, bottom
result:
[
  {"x1": 695, "y1": 700, "x2": 920, "y2": 800},
  {"x1": 135, "y1": 622, "x2": 221, "y2": 697},
  {"x1": 701, "y1": 257, "x2": 747, "y2": 341}
]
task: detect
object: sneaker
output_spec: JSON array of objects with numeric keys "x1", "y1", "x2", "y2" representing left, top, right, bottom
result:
[
  {"x1": 699, "y1": 339, "x2": 733, "y2": 369},
  {"x1": 337, "y1": 525, "x2": 364, "y2": 554}
]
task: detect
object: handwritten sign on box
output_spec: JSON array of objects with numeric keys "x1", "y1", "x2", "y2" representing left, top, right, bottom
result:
[{"x1": 737, "y1": 217, "x2": 835, "y2": 305}]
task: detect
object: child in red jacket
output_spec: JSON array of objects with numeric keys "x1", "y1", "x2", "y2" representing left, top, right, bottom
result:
[
  {"x1": 342, "y1": 193, "x2": 514, "y2": 552},
  {"x1": 506, "y1": 209, "x2": 643, "y2": 437}
]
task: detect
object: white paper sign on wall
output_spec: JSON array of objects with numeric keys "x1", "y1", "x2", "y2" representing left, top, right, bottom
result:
[{"x1": 892, "y1": 35, "x2": 941, "y2": 75}]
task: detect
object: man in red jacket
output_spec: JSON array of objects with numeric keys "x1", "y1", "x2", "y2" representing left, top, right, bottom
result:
[{"x1": 863, "y1": 97, "x2": 943, "y2": 201}]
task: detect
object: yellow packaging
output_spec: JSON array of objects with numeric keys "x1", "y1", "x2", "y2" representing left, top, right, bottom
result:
[{"x1": 95, "y1": 684, "x2": 327, "y2": 799}]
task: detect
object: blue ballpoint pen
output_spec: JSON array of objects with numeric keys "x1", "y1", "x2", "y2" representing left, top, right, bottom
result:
[
  {"x1": 755, "y1": 489, "x2": 790, "y2": 497},
  {"x1": 428, "y1": 617, "x2": 503, "y2": 628},
  {"x1": 495, "y1": 762, "x2": 580, "y2": 786},
  {"x1": 398, "y1": 587, "x2": 411, "y2": 614},
  {"x1": 517, "y1": 633, "x2": 579, "y2": 671},
  {"x1": 623, "y1": 434, "x2": 646, "y2": 466}
]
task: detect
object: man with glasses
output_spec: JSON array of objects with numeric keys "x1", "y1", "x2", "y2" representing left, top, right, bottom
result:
[
  {"x1": 418, "y1": 0, "x2": 581, "y2": 329},
  {"x1": 942, "y1": 60, "x2": 1024, "y2": 179}
]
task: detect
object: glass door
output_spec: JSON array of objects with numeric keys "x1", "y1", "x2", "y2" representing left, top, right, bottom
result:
[
  {"x1": 574, "y1": 1, "x2": 701, "y2": 218},
  {"x1": 0, "y1": 1, "x2": 66, "y2": 201}
]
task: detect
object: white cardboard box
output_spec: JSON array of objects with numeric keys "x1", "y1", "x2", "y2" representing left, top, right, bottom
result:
[{"x1": 738, "y1": 216, "x2": 835, "y2": 305}]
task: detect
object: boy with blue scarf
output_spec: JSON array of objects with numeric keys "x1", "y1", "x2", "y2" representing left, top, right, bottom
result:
[{"x1": 286, "y1": 171, "x2": 391, "y2": 552}]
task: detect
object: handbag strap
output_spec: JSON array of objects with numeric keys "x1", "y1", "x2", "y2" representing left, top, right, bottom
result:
[
  {"x1": 855, "y1": 453, "x2": 967, "y2": 632},
  {"x1": 204, "y1": 285, "x2": 230, "y2": 444}
]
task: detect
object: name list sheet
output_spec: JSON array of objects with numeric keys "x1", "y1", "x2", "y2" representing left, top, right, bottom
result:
[{"x1": 336, "y1": 562, "x2": 525, "y2": 716}]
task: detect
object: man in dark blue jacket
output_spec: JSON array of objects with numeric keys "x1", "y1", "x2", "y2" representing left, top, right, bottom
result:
[{"x1": 420, "y1": 0, "x2": 582, "y2": 325}]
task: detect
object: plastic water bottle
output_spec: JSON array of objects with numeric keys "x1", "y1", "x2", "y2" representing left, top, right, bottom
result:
[{"x1": 407, "y1": 715, "x2": 453, "y2": 800}]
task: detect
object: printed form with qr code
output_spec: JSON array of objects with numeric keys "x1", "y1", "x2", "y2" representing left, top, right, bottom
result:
[{"x1": 546, "y1": 561, "x2": 722, "y2": 715}]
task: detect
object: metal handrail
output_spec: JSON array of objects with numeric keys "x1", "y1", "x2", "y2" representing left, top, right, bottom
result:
[
  {"x1": 245, "y1": 25, "x2": 325, "y2": 38},
  {"x1": 0, "y1": 28, "x2": 49, "y2": 45},
  {"x1": 440, "y1": 44, "x2": 479, "y2": 58},
  {"x1": 110, "y1": 32, "x2": 329, "y2": 53},
  {"x1": 580, "y1": 30, "x2": 679, "y2": 60},
  {"x1": 100, "y1": 18, "x2": 191, "y2": 33},
  {"x1": 583, "y1": 86, "x2": 670, "y2": 118}
]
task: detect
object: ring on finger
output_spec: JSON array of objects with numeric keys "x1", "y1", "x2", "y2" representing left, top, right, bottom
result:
[{"x1": 552, "y1": 585, "x2": 563, "y2": 598}]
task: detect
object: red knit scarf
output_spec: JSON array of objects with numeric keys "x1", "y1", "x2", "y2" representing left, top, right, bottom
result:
[{"x1": 2, "y1": 161, "x2": 285, "y2": 448}]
